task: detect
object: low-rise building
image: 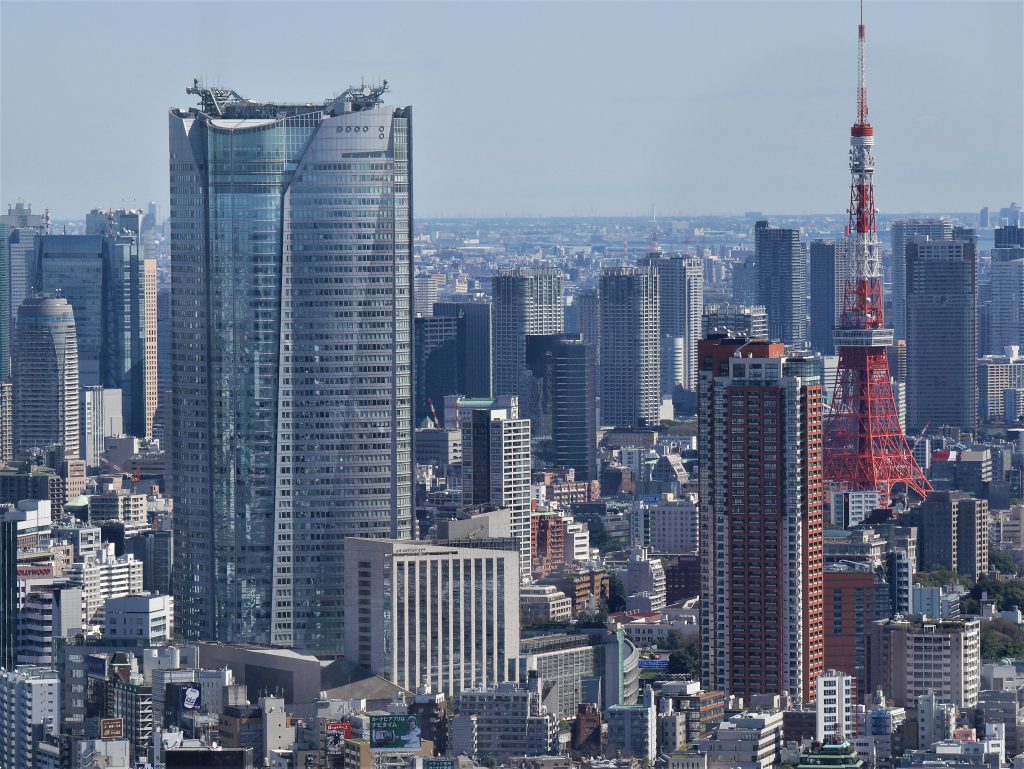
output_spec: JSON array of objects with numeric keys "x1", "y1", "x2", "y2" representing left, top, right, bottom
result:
[{"x1": 607, "y1": 687, "x2": 657, "y2": 763}]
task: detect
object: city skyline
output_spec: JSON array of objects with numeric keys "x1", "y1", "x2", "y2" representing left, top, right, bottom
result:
[{"x1": 2, "y1": 1, "x2": 1021, "y2": 220}]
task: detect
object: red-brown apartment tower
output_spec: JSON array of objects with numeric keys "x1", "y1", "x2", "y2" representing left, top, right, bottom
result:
[{"x1": 698, "y1": 338, "x2": 825, "y2": 703}]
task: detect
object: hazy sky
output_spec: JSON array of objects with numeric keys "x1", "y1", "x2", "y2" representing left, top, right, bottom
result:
[{"x1": 2, "y1": 0, "x2": 1021, "y2": 220}]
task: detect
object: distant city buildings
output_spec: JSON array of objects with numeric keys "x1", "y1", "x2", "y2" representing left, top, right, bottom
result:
[{"x1": 755, "y1": 220, "x2": 807, "y2": 347}]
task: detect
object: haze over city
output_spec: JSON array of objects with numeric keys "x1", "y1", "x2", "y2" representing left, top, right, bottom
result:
[{"x1": 2, "y1": 0, "x2": 1022, "y2": 219}]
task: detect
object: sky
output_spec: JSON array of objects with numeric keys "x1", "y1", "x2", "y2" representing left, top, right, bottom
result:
[{"x1": 1, "y1": 0, "x2": 1022, "y2": 220}]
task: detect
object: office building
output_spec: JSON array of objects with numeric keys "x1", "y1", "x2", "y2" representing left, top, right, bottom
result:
[
  {"x1": 755, "y1": 221, "x2": 807, "y2": 347},
  {"x1": 607, "y1": 687, "x2": 657, "y2": 763},
  {"x1": 978, "y1": 347, "x2": 1024, "y2": 423},
  {"x1": 640, "y1": 249, "x2": 703, "y2": 390},
  {"x1": 524, "y1": 335, "x2": 597, "y2": 481},
  {"x1": 343, "y1": 538, "x2": 519, "y2": 696},
  {"x1": 869, "y1": 616, "x2": 980, "y2": 708},
  {"x1": 415, "y1": 300, "x2": 492, "y2": 426},
  {"x1": 698, "y1": 338, "x2": 824, "y2": 702},
  {"x1": 13, "y1": 295, "x2": 80, "y2": 458},
  {"x1": 816, "y1": 670, "x2": 855, "y2": 742},
  {"x1": 126, "y1": 529, "x2": 173, "y2": 597},
  {"x1": 906, "y1": 234, "x2": 978, "y2": 433},
  {"x1": 702, "y1": 304, "x2": 769, "y2": 339},
  {"x1": 687, "y1": 710, "x2": 786, "y2": 769},
  {"x1": 492, "y1": 268, "x2": 564, "y2": 406},
  {"x1": 169, "y1": 82, "x2": 412, "y2": 650},
  {"x1": 456, "y1": 680, "x2": 558, "y2": 760},
  {"x1": 81, "y1": 386, "x2": 123, "y2": 468},
  {"x1": 0, "y1": 665, "x2": 60, "y2": 769},
  {"x1": 890, "y1": 220, "x2": 953, "y2": 342},
  {"x1": 2, "y1": 203, "x2": 48, "y2": 341},
  {"x1": 574, "y1": 288, "x2": 601, "y2": 368},
  {"x1": 434, "y1": 300, "x2": 492, "y2": 400},
  {"x1": 600, "y1": 266, "x2": 660, "y2": 428},
  {"x1": 104, "y1": 594, "x2": 174, "y2": 644},
  {"x1": 35, "y1": 231, "x2": 148, "y2": 436},
  {"x1": 0, "y1": 381, "x2": 11, "y2": 466},
  {"x1": 460, "y1": 399, "x2": 532, "y2": 580},
  {"x1": 989, "y1": 240, "x2": 1023, "y2": 355},
  {"x1": 809, "y1": 239, "x2": 848, "y2": 355},
  {"x1": 917, "y1": 491, "x2": 989, "y2": 579}
]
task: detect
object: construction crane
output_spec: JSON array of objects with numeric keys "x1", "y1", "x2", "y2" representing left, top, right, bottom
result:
[
  {"x1": 97, "y1": 455, "x2": 142, "y2": 491},
  {"x1": 426, "y1": 398, "x2": 441, "y2": 429}
]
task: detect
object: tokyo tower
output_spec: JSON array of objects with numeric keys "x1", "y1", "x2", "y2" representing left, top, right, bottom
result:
[{"x1": 823, "y1": 1, "x2": 931, "y2": 505}]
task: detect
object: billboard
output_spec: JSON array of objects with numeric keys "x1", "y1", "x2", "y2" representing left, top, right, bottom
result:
[
  {"x1": 100, "y1": 718, "x2": 124, "y2": 739},
  {"x1": 370, "y1": 714, "x2": 421, "y2": 753},
  {"x1": 181, "y1": 684, "x2": 202, "y2": 711},
  {"x1": 422, "y1": 759, "x2": 456, "y2": 769},
  {"x1": 638, "y1": 658, "x2": 669, "y2": 670}
]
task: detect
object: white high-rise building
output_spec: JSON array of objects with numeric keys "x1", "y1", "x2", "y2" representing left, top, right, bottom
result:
[
  {"x1": 169, "y1": 82, "x2": 412, "y2": 651},
  {"x1": 105, "y1": 594, "x2": 174, "y2": 644},
  {"x1": 461, "y1": 398, "x2": 532, "y2": 580},
  {"x1": 67, "y1": 543, "x2": 144, "y2": 627},
  {"x1": 0, "y1": 665, "x2": 60, "y2": 769},
  {"x1": 81, "y1": 386, "x2": 122, "y2": 467},
  {"x1": 816, "y1": 670, "x2": 855, "y2": 742},
  {"x1": 343, "y1": 538, "x2": 520, "y2": 697},
  {"x1": 640, "y1": 250, "x2": 703, "y2": 391}
]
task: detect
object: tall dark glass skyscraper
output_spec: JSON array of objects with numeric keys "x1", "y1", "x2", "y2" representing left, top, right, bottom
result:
[
  {"x1": 169, "y1": 82, "x2": 412, "y2": 651},
  {"x1": 809, "y1": 239, "x2": 847, "y2": 355},
  {"x1": 755, "y1": 220, "x2": 807, "y2": 347}
]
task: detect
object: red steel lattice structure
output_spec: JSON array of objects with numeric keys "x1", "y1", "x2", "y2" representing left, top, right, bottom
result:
[{"x1": 823, "y1": 2, "x2": 931, "y2": 505}]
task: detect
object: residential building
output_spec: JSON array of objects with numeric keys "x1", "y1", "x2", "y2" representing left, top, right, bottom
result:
[
  {"x1": 0, "y1": 382, "x2": 11, "y2": 466},
  {"x1": 66, "y1": 543, "x2": 144, "y2": 627},
  {"x1": 640, "y1": 249, "x2": 704, "y2": 391},
  {"x1": 13, "y1": 295, "x2": 80, "y2": 457},
  {"x1": 917, "y1": 491, "x2": 989, "y2": 579},
  {"x1": 687, "y1": 710, "x2": 786, "y2": 769},
  {"x1": 169, "y1": 82, "x2": 413, "y2": 650},
  {"x1": 698, "y1": 338, "x2": 825, "y2": 702},
  {"x1": 816, "y1": 670, "x2": 855, "y2": 742},
  {"x1": 492, "y1": 268, "x2": 564, "y2": 408},
  {"x1": 460, "y1": 398, "x2": 532, "y2": 580},
  {"x1": 906, "y1": 234, "x2": 978, "y2": 432},
  {"x1": 646, "y1": 493, "x2": 699, "y2": 554},
  {"x1": 755, "y1": 221, "x2": 807, "y2": 346},
  {"x1": 144, "y1": 256, "x2": 157, "y2": 438},
  {"x1": 988, "y1": 242, "x2": 1024, "y2": 355},
  {"x1": 342, "y1": 538, "x2": 520, "y2": 696},
  {"x1": 978, "y1": 347, "x2": 1024, "y2": 423},
  {"x1": 824, "y1": 563, "x2": 891, "y2": 700},
  {"x1": 890, "y1": 220, "x2": 953, "y2": 342},
  {"x1": 0, "y1": 665, "x2": 60, "y2": 769},
  {"x1": 600, "y1": 267, "x2": 660, "y2": 428},
  {"x1": 869, "y1": 616, "x2": 981, "y2": 708}
]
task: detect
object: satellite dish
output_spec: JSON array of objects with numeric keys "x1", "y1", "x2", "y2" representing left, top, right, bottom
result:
[{"x1": 363, "y1": 86, "x2": 372, "y2": 97}]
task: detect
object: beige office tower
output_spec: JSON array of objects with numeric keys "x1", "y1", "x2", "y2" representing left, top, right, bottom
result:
[{"x1": 144, "y1": 258, "x2": 157, "y2": 438}]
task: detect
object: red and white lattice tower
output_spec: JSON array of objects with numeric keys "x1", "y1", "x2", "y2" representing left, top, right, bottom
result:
[{"x1": 823, "y1": 2, "x2": 931, "y2": 506}]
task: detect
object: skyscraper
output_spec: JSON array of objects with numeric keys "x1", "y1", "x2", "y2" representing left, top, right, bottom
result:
[
  {"x1": 434, "y1": 299, "x2": 492, "y2": 400},
  {"x1": 492, "y1": 268, "x2": 564, "y2": 409},
  {"x1": 599, "y1": 267, "x2": 660, "y2": 429},
  {"x1": 524, "y1": 335, "x2": 597, "y2": 482},
  {"x1": 989, "y1": 230, "x2": 1024, "y2": 353},
  {"x1": 889, "y1": 219, "x2": 953, "y2": 342},
  {"x1": 0, "y1": 224, "x2": 8, "y2": 381},
  {"x1": 461, "y1": 398, "x2": 532, "y2": 581},
  {"x1": 639, "y1": 249, "x2": 703, "y2": 391},
  {"x1": 906, "y1": 235, "x2": 978, "y2": 433},
  {"x1": 169, "y1": 81, "x2": 412, "y2": 650},
  {"x1": 1, "y1": 203, "x2": 47, "y2": 343},
  {"x1": 755, "y1": 221, "x2": 807, "y2": 347},
  {"x1": 702, "y1": 304, "x2": 769, "y2": 339},
  {"x1": 698, "y1": 338, "x2": 824, "y2": 702},
  {"x1": 13, "y1": 296, "x2": 80, "y2": 458},
  {"x1": 35, "y1": 232, "x2": 148, "y2": 436},
  {"x1": 809, "y1": 239, "x2": 848, "y2": 355}
]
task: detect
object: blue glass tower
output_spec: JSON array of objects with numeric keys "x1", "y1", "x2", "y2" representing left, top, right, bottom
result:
[{"x1": 169, "y1": 82, "x2": 412, "y2": 651}]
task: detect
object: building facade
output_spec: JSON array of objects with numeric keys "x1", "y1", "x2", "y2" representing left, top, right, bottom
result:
[
  {"x1": 600, "y1": 267, "x2": 660, "y2": 429},
  {"x1": 698, "y1": 338, "x2": 825, "y2": 702},
  {"x1": 13, "y1": 296, "x2": 80, "y2": 458},
  {"x1": 809, "y1": 239, "x2": 848, "y2": 355},
  {"x1": 755, "y1": 221, "x2": 807, "y2": 347},
  {"x1": 640, "y1": 250, "x2": 704, "y2": 391},
  {"x1": 906, "y1": 234, "x2": 978, "y2": 433},
  {"x1": 169, "y1": 83, "x2": 413, "y2": 651},
  {"x1": 890, "y1": 220, "x2": 953, "y2": 343}
]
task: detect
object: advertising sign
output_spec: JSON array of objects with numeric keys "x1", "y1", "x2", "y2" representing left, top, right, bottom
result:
[
  {"x1": 181, "y1": 684, "x2": 202, "y2": 711},
  {"x1": 638, "y1": 658, "x2": 669, "y2": 670},
  {"x1": 325, "y1": 721, "x2": 352, "y2": 738},
  {"x1": 422, "y1": 759, "x2": 456, "y2": 769},
  {"x1": 369, "y1": 714, "x2": 421, "y2": 753},
  {"x1": 100, "y1": 718, "x2": 124, "y2": 739}
]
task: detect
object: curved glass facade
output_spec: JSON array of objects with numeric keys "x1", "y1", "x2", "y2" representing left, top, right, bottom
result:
[{"x1": 170, "y1": 93, "x2": 412, "y2": 650}]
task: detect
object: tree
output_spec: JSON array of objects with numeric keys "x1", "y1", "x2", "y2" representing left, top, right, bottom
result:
[
  {"x1": 914, "y1": 568, "x2": 974, "y2": 589},
  {"x1": 981, "y1": 618, "x2": 1024, "y2": 662},
  {"x1": 668, "y1": 638, "x2": 700, "y2": 676},
  {"x1": 606, "y1": 574, "x2": 627, "y2": 613},
  {"x1": 991, "y1": 551, "x2": 1018, "y2": 576},
  {"x1": 656, "y1": 630, "x2": 689, "y2": 651}
]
